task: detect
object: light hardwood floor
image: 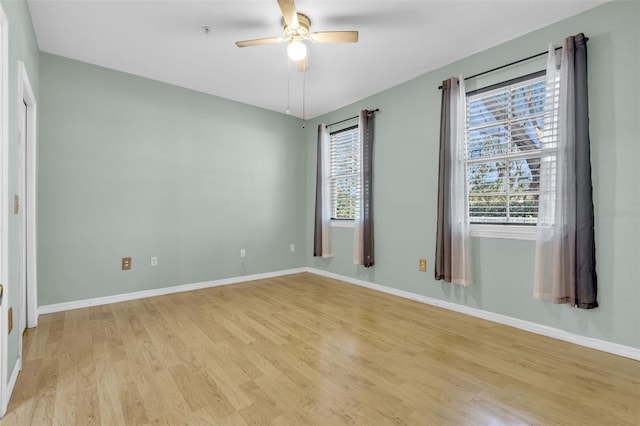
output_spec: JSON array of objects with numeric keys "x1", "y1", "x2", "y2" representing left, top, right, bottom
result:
[{"x1": 1, "y1": 273, "x2": 638, "y2": 425}]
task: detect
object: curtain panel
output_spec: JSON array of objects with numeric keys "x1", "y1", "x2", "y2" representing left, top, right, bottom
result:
[
  {"x1": 354, "y1": 110, "x2": 375, "y2": 267},
  {"x1": 313, "y1": 124, "x2": 333, "y2": 258},
  {"x1": 435, "y1": 77, "x2": 473, "y2": 286},
  {"x1": 534, "y1": 33, "x2": 597, "y2": 309}
]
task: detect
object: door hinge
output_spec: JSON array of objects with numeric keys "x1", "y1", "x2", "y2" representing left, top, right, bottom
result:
[{"x1": 14, "y1": 194, "x2": 19, "y2": 215}]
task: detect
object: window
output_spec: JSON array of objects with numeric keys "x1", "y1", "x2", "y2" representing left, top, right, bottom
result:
[
  {"x1": 329, "y1": 125, "x2": 360, "y2": 221},
  {"x1": 466, "y1": 72, "x2": 554, "y2": 231}
]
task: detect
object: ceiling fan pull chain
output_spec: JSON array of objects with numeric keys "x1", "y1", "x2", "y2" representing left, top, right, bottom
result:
[
  {"x1": 302, "y1": 66, "x2": 306, "y2": 128},
  {"x1": 286, "y1": 57, "x2": 291, "y2": 115}
]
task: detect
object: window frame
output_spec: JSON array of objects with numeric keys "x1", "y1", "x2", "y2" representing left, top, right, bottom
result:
[
  {"x1": 328, "y1": 124, "x2": 360, "y2": 224},
  {"x1": 331, "y1": 219, "x2": 355, "y2": 228},
  {"x1": 465, "y1": 70, "x2": 550, "y2": 240}
]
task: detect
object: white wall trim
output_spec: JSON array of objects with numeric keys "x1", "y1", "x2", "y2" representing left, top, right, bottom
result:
[
  {"x1": 6, "y1": 357, "x2": 19, "y2": 404},
  {"x1": 17, "y1": 61, "x2": 37, "y2": 330},
  {"x1": 36, "y1": 266, "x2": 640, "y2": 361},
  {"x1": 39, "y1": 268, "x2": 307, "y2": 315},
  {"x1": 305, "y1": 268, "x2": 640, "y2": 361},
  {"x1": 0, "y1": 3, "x2": 9, "y2": 418}
]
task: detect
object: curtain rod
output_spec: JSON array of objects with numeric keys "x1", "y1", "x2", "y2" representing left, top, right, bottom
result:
[
  {"x1": 327, "y1": 108, "x2": 380, "y2": 127},
  {"x1": 437, "y1": 37, "x2": 589, "y2": 90}
]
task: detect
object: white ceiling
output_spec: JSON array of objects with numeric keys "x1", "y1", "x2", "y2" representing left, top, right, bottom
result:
[{"x1": 28, "y1": 0, "x2": 606, "y2": 119}]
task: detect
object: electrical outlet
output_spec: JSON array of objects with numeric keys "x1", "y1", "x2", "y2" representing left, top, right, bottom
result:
[
  {"x1": 151, "y1": 256, "x2": 158, "y2": 267},
  {"x1": 419, "y1": 258, "x2": 427, "y2": 272},
  {"x1": 290, "y1": 244, "x2": 295, "y2": 252},
  {"x1": 240, "y1": 249, "x2": 246, "y2": 258},
  {"x1": 122, "y1": 257, "x2": 132, "y2": 270}
]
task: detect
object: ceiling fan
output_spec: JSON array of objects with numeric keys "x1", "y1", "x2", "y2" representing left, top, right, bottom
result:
[{"x1": 235, "y1": 0, "x2": 359, "y2": 72}]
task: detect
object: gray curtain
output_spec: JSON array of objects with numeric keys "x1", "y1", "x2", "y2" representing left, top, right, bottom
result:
[
  {"x1": 435, "y1": 78, "x2": 454, "y2": 282},
  {"x1": 359, "y1": 110, "x2": 375, "y2": 267},
  {"x1": 313, "y1": 124, "x2": 326, "y2": 257},
  {"x1": 570, "y1": 33, "x2": 598, "y2": 309}
]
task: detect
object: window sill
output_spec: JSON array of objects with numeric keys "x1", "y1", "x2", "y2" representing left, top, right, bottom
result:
[
  {"x1": 331, "y1": 220, "x2": 355, "y2": 228},
  {"x1": 470, "y1": 224, "x2": 536, "y2": 241}
]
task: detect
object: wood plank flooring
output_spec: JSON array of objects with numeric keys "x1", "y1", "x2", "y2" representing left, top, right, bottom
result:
[{"x1": 1, "y1": 273, "x2": 638, "y2": 425}]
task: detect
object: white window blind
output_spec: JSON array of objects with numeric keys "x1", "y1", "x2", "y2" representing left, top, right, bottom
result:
[
  {"x1": 329, "y1": 125, "x2": 360, "y2": 220},
  {"x1": 466, "y1": 74, "x2": 555, "y2": 225}
]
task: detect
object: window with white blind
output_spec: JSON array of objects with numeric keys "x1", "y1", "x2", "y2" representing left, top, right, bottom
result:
[
  {"x1": 466, "y1": 71, "x2": 554, "y2": 234},
  {"x1": 329, "y1": 125, "x2": 360, "y2": 221}
]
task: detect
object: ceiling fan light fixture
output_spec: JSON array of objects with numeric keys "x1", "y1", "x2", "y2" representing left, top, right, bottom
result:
[{"x1": 287, "y1": 40, "x2": 307, "y2": 61}]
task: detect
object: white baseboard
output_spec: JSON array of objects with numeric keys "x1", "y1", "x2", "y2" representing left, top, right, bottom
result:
[
  {"x1": 305, "y1": 267, "x2": 640, "y2": 361},
  {"x1": 6, "y1": 358, "x2": 21, "y2": 402},
  {"x1": 38, "y1": 268, "x2": 307, "y2": 315},
  {"x1": 36, "y1": 265, "x2": 639, "y2": 361}
]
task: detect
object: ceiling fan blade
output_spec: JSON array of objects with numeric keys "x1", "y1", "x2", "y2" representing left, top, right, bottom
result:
[
  {"x1": 296, "y1": 57, "x2": 309, "y2": 72},
  {"x1": 310, "y1": 31, "x2": 359, "y2": 43},
  {"x1": 278, "y1": 0, "x2": 299, "y2": 29},
  {"x1": 235, "y1": 37, "x2": 285, "y2": 48}
]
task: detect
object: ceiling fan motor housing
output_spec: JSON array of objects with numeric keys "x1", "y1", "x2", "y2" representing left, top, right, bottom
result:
[{"x1": 284, "y1": 13, "x2": 310, "y2": 40}]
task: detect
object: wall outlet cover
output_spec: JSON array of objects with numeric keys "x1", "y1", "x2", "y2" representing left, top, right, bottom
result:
[
  {"x1": 419, "y1": 258, "x2": 427, "y2": 272},
  {"x1": 122, "y1": 257, "x2": 132, "y2": 270}
]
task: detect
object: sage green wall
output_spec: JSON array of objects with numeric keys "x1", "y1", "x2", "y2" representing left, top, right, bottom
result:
[
  {"x1": 1, "y1": 0, "x2": 40, "y2": 383},
  {"x1": 306, "y1": 0, "x2": 640, "y2": 349},
  {"x1": 38, "y1": 53, "x2": 306, "y2": 306}
]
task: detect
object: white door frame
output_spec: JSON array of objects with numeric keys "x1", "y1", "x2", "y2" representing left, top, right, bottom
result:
[
  {"x1": 0, "y1": 3, "x2": 9, "y2": 417},
  {"x1": 17, "y1": 61, "x2": 38, "y2": 347}
]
